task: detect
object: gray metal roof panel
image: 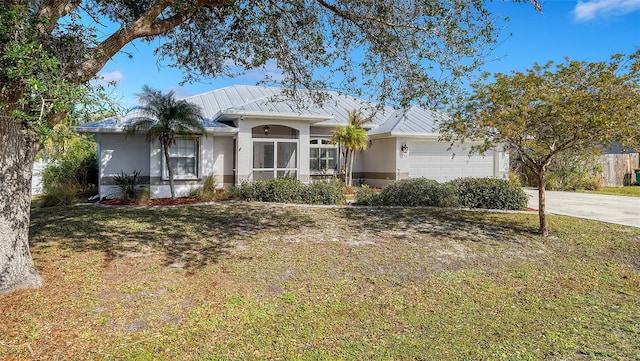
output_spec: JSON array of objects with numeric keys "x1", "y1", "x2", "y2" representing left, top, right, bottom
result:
[
  {"x1": 368, "y1": 106, "x2": 446, "y2": 137},
  {"x1": 76, "y1": 85, "x2": 442, "y2": 137}
]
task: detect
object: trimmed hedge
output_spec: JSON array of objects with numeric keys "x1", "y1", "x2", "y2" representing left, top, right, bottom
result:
[
  {"x1": 375, "y1": 178, "x2": 458, "y2": 207},
  {"x1": 231, "y1": 176, "x2": 526, "y2": 210},
  {"x1": 355, "y1": 177, "x2": 527, "y2": 210},
  {"x1": 450, "y1": 177, "x2": 528, "y2": 210},
  {"x1": 229, "y1": 177, "x2": 345, "y2": 205}
]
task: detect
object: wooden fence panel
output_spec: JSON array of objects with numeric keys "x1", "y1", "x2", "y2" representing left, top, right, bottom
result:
[{"x1": 597, "y1": 153, "x2": 639, "y2": 187}]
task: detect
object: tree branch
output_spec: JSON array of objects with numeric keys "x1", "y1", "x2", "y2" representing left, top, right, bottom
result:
[
  {"x1": 72, "y1": 0, "x2": 227, "y2": 83},
  {"x1": 36, "y1": 0, "x2": 82, "y2": 35}
]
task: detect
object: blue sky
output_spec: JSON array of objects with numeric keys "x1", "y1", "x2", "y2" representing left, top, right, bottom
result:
[{"x1": 96, "y1": 0, "x2": 640, "y2": 109}]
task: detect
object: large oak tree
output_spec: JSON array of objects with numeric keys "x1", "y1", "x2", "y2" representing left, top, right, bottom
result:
[
  {"x1": 439, "y1": 52, "x2": 640, "y2": 236},
  {"x1": 0, "y1": 0, "x2": 540, "y2": 294}
]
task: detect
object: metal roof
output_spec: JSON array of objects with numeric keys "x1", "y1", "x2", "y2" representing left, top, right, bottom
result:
[
  {"x1": 367, "y1": 106, "x2": 447, "y2": 138},
  {"x1": 76, "y1": 107, "x2": 237, "y2": 134},
  {"x1": 76, "y1": 85, "x2": 445, "y2": 137}
]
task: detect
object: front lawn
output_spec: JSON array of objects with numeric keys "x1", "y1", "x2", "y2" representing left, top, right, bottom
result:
[
  {"x1": 584, "y1": 186, "x2": 640, "y2": 197},
  {"x1": 1, "y1": 203, "x2": 638, "y2": 359}
]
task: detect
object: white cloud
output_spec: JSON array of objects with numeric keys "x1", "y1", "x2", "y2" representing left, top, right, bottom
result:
[
  {"x1": 230, "y1": 59, "x2": 284, "y2": 82},
  {"x1": 166, "y1": 86, "x2": 194, "y2": 100},
  {"x1": 95, "y1": 70, "x2": 125, "y2": 86},
  {"x1": 573, "y1": 0, "x2": 640, "y2": 22}
]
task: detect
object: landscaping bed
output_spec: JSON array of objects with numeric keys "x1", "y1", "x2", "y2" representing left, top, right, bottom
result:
[{"x1": 100, "y1": 196, "x2": 203, "y2": 206}]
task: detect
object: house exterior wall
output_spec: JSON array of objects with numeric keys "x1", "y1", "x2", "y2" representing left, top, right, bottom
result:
[
  {"x1": 212, "y1": 136, "x2": 235, "y2": 187},
  {"x1": 148, "y1": 135, "x2": 235, "y2": 198},
  {"x1": 359, "y1": 138, "x2": 399, "y2": 187},
  {"x1": 97, "y1": 133, "x2": 150, "y2": 199},
  {"x1": 309, "y1": 126, "x2": 333, "y2": 138},
  {"x1": 236, "y1": 117, "x2": 311, "y2": 184}
]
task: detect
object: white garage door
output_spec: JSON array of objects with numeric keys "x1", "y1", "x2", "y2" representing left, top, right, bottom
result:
[{"x1": 408, "y1": 142, "x2": 495, "y2": 182}]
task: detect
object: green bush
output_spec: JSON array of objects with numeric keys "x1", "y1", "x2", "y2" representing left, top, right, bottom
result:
[
  {"x1": 41, "y1": 136, "x2": 98, "y2": 196},
  {"x1": 302, "y1": 180, "x2": 346, "y2": 205},
  {"x1": 450, "y1": 177, "x2": 527, "y2": 210},
  {"x1": 189, "y1": 176, "x2": 227, "y2": 202},
  {"x1": 519, "y1": 152, "x2": 602, "y2": 191},
  {"x1": 354, "y1": 184, "x2": 379, "y2": 205},
  {"x1": 376, "y1": 178, "x2": 458, "y2": 207},
  {"x1": 39, "y1": 184, "x2": 80, "y2": 207},
  {"x1": 113, "y1": 170, "x2": 144, "y2": 200},
  {"x1": 229, "y1": 177, "x2": 344, "y2": 205}
]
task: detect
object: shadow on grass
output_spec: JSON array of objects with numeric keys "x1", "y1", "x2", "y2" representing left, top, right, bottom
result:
[
  {"x1": 29, "y1": 202, "x2": 543, "y2": 273},
  {"x1": 29, "y1": 202, "x2": 316, "y2": 273},
  {"x1": 337, "y1": 206, "x2": 541, "y2": 242}
]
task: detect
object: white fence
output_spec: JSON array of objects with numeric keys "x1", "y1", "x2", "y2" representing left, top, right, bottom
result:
[{"x1": 32, "y1": 159, "x2": 48, "y2": 195}]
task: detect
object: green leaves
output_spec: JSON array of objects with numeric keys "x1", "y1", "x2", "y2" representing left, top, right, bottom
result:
[
  {"x1": 126, "y1": 85, "x2": 205, "y2": 144},
  {"x1": 440, "y1": 50, "x2": 640, "y2": 235},
  {"x1": 443, "y1": 51, "x2": 640, "y2": 168}
]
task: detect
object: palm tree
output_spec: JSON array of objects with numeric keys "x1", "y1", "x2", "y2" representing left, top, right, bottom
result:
[
  {"x1": 331, "y1": 110, "x2": 371, "y2": 187},
  {"x1": 125, "y1": 85, "x2": 205, "y2": 200}
]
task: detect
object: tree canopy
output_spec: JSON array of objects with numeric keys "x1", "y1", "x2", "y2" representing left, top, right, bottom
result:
[
  {"x1": 439, "y1": 50, "x2": 640, "y2": 236},
  {"x1": 1, "y1": 0, "x2": 541, "y2": 294}
]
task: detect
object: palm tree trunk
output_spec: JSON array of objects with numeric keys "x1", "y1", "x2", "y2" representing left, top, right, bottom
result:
[
  {"x1": 163, "y1": 141, "x2": 176, "y2": 200},
  {"x1": 348, "y1": 149, "x2": 355, "y2": 187}
]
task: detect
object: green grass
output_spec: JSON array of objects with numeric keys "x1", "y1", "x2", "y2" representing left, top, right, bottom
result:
[
  {"x1": 1, "y1": 202, "x2": 639, "y2": 360},
  {"x1": 584, "y1": 186, "x2": 640, "y2": 197}
]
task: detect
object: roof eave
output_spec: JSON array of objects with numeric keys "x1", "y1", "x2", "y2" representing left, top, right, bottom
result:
[
  {"x1": 223, "y1": 110, "x2": 333, "y2": 123},
  {"x1": 74, "y1": 126, "x2": 239, "y2": 135},
  {"x1": 368, "y1": 131, "x2": 441, "y2": 140}
]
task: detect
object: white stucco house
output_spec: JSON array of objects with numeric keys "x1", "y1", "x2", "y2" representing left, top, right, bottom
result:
[{"x1": 76, "y1": 85, "x2": 509, "y2": 199}]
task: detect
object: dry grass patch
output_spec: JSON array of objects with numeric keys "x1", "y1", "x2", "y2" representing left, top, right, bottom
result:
[{"x1": 1, "y1": 202, "x2": 638, "y2": 360}]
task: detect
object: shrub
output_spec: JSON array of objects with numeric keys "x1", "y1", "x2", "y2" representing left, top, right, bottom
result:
[
  {"x1": 449, "y1": 177, "x2": 527, "y2": 210},
  {"x1": 229, "y1": 177, "x2": 344, "y2": 205},
  {"x1": 302, "y1": 180, "x2": 346, "y2": 205},
  {"x1": 189, "y1": 176, "x2": 224, "y2": 202},
  {"x1": 39, "y1": 184, "x2": 80, "y2": 207},
  {"x1": 41, "y1": 135, "x2": 98, "y2": 196},
  {"x1": 113, "y1": 170, "x2": 144, "y2": 200},
  {"x1": 136, "y1": 185, "x2": 151, "y2": 203},
  {"x1": 354, "y1": 184, "x2": 379, "y2": 205},
  {"x1": 376, "y1": 178, "x2": 458, "y2": 207},
  {"x1": 519, "y1": 152, "x2": 602, "y2": 191}
]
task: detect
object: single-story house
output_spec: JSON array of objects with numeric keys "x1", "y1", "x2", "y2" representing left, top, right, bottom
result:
[{"x1": 76, "y1": 85, "x2": 509, "y2": 199}]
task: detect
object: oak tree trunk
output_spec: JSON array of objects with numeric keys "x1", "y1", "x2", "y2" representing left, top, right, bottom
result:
[{"x1": 0, "y1": 116, "x2": 43, "y2": 295}]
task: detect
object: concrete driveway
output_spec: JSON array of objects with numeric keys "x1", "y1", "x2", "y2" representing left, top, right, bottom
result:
[{"x1": 523, "y1": 188, "x2": 640, "y2": 228}]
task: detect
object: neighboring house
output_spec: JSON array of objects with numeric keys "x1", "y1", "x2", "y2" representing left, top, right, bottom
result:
[{"x1": 76, "y1": 85, "x2": 508, "y2": 199}]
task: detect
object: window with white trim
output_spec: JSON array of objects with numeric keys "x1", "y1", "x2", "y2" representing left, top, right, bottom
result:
[
  {"x1": 164, "y1": 138, "x2": 199, "y2": 180},
  {"x1": 310, "y1": 138, "x2": 338, "y2": 173}
]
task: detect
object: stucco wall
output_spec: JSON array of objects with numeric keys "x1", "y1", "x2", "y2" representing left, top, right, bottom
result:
[
  {"x1": 236, "y1": 117, "x2": 310, "y2": 183},
  {"x1": 97, "y1": 133, "x2": 150, "y2": 199},
  {"x1": 359, "y1": 138, "x2": 399, "y2": 187},
  {"x1": 149, "y1": 135, "x2": 236, "y2": 198},
  {"x1": 212, "y1": 136, "x2": 235, "y2": 187}
]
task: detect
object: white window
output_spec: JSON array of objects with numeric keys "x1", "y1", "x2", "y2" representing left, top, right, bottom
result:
[
  {"x1": 310, "y1": 138, "x2": 338, "y2": 173},
  {"x1": 251, "y1": 125, "x2": 299, "y2": 180},
  {"x1": 164, "y1": 138, "x2": 199, "y2": 180}
]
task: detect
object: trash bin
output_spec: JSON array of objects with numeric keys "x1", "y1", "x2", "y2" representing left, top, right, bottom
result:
[{"x1": 635, "y1": 169, "x2": 640, "y2": 185}]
